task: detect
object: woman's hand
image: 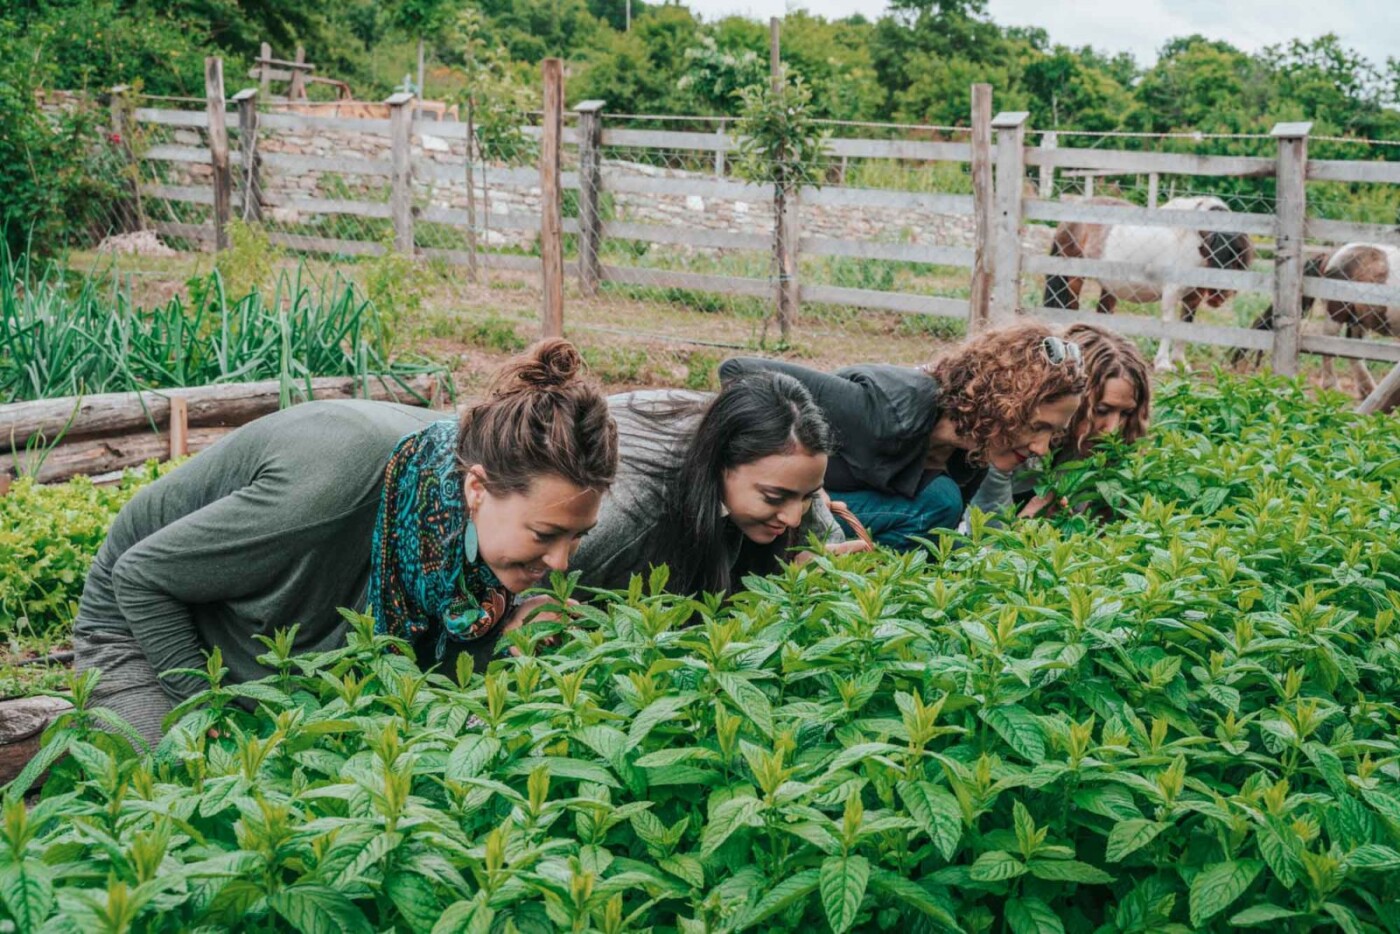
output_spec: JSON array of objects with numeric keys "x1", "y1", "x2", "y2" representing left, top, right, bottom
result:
[
  {"x1": 793, "y1": 539, "x2": 874, "y2": 565},
  {"x1": 501, "y1": 595, "x2": 576, "y2": 656},
  {"x1": 1019, "y1": 493, "x2": 1068, "y2": 519}
]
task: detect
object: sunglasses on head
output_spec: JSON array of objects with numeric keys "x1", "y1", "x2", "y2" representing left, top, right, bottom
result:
[{"x1": 1042, "y1": 336, "x2": 1083, "y2": 367}]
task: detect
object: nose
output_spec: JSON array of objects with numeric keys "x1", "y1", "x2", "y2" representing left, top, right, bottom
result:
[
  {"x1": 777, "y1": 501, "x2": 804, "y2": 529},
  {"x1": 543, "y1": 541, "x2": 571, "y2": 572},
  {"x1": 1028, "y1": 432, "x2": 1053, "y2": 457},
  {"x1": 1098, "y1": 412, "x2": 1122, "y2": 437}
]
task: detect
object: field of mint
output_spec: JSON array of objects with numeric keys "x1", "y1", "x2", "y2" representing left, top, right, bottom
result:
[{"x1": 3, "y1": 374, "x2": 1399, "y2": 933}]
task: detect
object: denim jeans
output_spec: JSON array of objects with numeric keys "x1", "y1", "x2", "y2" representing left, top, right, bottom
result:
[{"x1": 832, "y1": 475, "x2": 965, "y2": 551}]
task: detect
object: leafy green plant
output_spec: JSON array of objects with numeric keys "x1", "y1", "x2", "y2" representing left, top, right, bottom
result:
[
  {"x1": 0, "y1": 244, "x2": 449, "y2": 403},
  {"x1": 5, "y1": 373, "x2": 1400, "y2": 933},
  {"x1": 0, "y1": 464, "x2": 165, "y2": 641},
  {"x1": 211, "y1": 219, "x2": 285, "y2": 302},
  {"x1": 461, "y1": 315, "x2": 527, "y2": 354}
]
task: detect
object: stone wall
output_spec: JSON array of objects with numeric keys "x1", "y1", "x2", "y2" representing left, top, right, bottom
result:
[{"x1": 146, "y1": 116, "x2": 1054, "y2": 256}]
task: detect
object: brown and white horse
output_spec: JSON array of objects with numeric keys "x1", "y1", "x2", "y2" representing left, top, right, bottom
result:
[
  {"x1": 1244, "y1": 242, "x2": 1400, "y2": 395},
  {"x1": 1043, "y1": 195, "x2": 1256, "y2": 371}
]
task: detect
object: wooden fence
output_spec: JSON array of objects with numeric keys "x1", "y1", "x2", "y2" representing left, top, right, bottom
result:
[{"x1": 120, "y1": 60, "x2": 1400, "y2": 387}]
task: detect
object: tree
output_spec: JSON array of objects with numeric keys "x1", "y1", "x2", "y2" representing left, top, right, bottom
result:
[
  {"x1": 1023, "y1": 46, "x2": 1138, "y2": 131},
  {"x1": 391, "y1": 0, "x2": 454, "y2": 97}
]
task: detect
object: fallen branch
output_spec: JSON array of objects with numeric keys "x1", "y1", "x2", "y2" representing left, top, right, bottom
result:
[{"x1": 1, "y1": 374, "x2": 444, "y2": 455}]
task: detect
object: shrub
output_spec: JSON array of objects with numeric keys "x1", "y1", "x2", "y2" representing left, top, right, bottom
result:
[
  {"x1": 0, "y1": 464, "x2": 165, "y2": 640},
  {"x1": 5, "y1": 374, "x2": 1400, "y2": 933}
]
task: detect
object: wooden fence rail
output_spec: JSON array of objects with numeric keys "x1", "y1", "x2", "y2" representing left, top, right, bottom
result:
[{"x1": 123, "y1": 64, "x2": 1400, "y2": 373}]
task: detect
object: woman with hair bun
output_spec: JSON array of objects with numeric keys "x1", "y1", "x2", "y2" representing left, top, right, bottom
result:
[
  {"x1": 74, "y1": 339, "x2": 618, "y2": 746},
  {"x1": 720, "y1": 322, "x2": 1087, "y2": 550}
]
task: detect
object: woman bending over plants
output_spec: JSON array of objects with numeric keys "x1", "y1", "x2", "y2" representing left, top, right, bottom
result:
[
  {"x1": 73, "y1": 339, "x2": 618, "y2": 746},
  {"x1": 968, "y1": 322, "x2": 1152, "y2": 520},
  {"x1": 571, "y1": 372, "x2": 866, "y2": 597},
  {"x1": 719, "y1": 322, "x2": 1086, "y2": 550}
]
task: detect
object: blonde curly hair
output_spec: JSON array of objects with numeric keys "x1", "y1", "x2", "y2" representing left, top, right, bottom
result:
[{"x1": 928, "y1": 322, "x2": 1087, "y2": 461}]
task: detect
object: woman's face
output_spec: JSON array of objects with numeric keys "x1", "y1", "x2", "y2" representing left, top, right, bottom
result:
[
  {"x1": 722, "y1": 450, "x2": 828, "y2": 545},
  {"x1": 986, "y1": 393, "x2": 1082, "y2": 471},
  {"x1": 1078, "y1": 377, "x2": 1140, "y2": 453},
  {"x1": 465, "y1": 468, "x2": 603, "y2": 594}
]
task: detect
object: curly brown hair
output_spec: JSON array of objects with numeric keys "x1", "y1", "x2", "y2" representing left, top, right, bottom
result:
[
  {"x1": 928, "y1": 321, "x2": 1087, "y2": 460},
  {"x1": 1062, "y1": 323, "x2": 1152, "y2": 449}
]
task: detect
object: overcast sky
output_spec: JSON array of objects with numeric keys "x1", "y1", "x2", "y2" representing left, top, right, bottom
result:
[{"x1": 681, "y1": 0, "x2": 1398, "y2": 69}]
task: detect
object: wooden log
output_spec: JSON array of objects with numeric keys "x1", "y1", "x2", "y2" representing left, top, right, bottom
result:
[
  {"x1": 540, "y1": 58, "x2": 565, "y2": 340},
  {"x1": 968, "y1": 84, "x2": 994, "y2": 335},
  {"x1": 0, "y1": 697, "x2": 73, "y2": 790},
  {"x1": 205, "y1": 58, "x2": 231, "y2": 251},
  {"x1": 1, "y1": 374, "x2": 441, "y2": 454},
  {"x1": 1357, "y1": 362, "x2": 1400, "y2": 415},
  {"x1": 3, "y1": 426, "x2": 232, "y2": 484}
]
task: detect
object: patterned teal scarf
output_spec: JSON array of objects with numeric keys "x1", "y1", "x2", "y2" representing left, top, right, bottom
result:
[{"x1": 368, "y1": 420, "x2": 515, "y2": 660}]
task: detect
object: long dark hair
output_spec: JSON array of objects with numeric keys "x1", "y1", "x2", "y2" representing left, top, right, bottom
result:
[{"x1": 636, "y1": 373, "x2": 834, "y2": 596}]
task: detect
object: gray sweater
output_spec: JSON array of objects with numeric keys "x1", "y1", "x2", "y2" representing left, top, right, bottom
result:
[
  {"x1": 75, "y1": 400, "x2": 440, "y2": 700},
  {"x1": 570, "y1": 390, "x2": 842, "y2": 594}
]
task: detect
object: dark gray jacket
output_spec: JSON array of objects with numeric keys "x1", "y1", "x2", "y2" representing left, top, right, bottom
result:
[
  {"x1": 76, "y1": 400, "x2": 440, "y2": 700},
  {"x1": 718, "y1": 357, "x2": 986, "y2": 501}
]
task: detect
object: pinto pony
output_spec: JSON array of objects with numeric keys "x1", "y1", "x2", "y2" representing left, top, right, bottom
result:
[
  {"x1": 1042, "y1": 195, "x2": 1256, "y2": 371},
  {"x1": 1241, "y1": 243, "x2": 1400, "y2": 396}
]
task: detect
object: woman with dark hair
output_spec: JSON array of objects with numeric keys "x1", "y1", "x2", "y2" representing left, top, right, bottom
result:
[
  {"x1": 968, "y1": 322, "x2": 1152, "y2": 519},
  {"x1": 571, "y1": 372, "x2": 858, "y2": 597},
  {"x1": 719, "y1": 322, "x2": 1087, "y2": 551},
  {"x1": 74, "y1": 339, "x2": 618, "y2": 746}
]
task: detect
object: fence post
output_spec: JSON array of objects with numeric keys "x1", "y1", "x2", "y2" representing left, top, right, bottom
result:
[
  {"x1": 715, "y1": 120, "x2": 727, "y2": 177},
  {"x1": 290, "y1": 45, "x2": 308, "y2": 101},
  {"x1": 1147, "y1": 172, "x2": 1160, "y2": 209},
  {"x1": 258, "y1": 42, "x2": 272, "y2": 97},
  {"x1": 387, "y1": 92, "x2": 416, "y2": 256},
  {"x1": 575, "y1": 100, "x2": 606, "y2": 297},
  {"x1": 968, "y1": 84, "x2": 995, "y2": 334},
  {"x1": 108, "y1": 84, "x2": 144, "y2": 231},
  {"x1": 205, "y1": 58, "x2": 232, "y2": 251},
  {"x1": 1037, "y1": 131, "x2": 1056, "y2": 200},
  {"x1": 169, "y1": 398, "x2": 189, "y2": 460},
  {"x1": 232, "y1": 88, "x2": 262, "y2": 222},
  {"x1": 770, "y1": 16, "x2": 800, "y2": 340},
  {"x1": 1270, "y1": 121, "x2": 1312, "y2": 377},
  {"x1": 540, "y1": 58, "x2": 565, "y2": 340},
  {"x1": 991, "y1": 111, "x2": 1030, "y2": 321}
]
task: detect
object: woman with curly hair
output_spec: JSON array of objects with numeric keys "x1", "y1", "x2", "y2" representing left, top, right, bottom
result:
[
  {"x1": 718, "y1": 322, "x2": 1086, "y2": 550},
  {"x1": 968, "y1": 323, "x2": 1152, "y2": 520}
]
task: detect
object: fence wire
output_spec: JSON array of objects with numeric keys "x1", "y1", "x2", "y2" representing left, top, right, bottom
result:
[{"x1": 65, "y1": 95, "x2": 1400, "y2": 398}]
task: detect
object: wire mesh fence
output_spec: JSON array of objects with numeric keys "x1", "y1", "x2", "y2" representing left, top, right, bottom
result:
[{"x1": 53, "y1": 85, "x2": 1400, "y2": 399}]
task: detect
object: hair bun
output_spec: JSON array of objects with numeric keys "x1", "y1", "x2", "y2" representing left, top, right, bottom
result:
[{"x1": 498, "y1": 338, "x2": 584, "y2": 394}]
